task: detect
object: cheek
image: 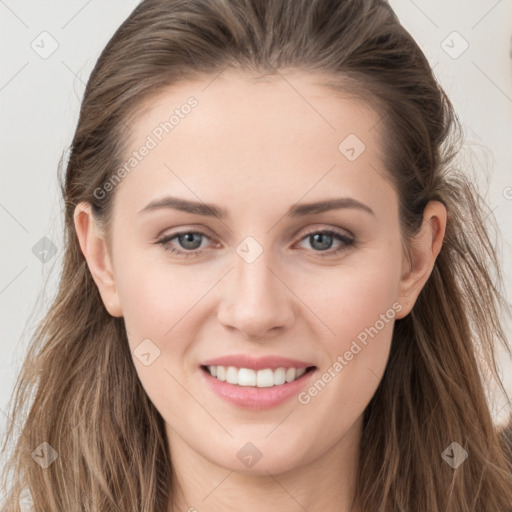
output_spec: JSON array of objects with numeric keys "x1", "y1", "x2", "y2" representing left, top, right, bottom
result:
[
  {"x1": 293, "y1": 248, "x2": 402, "y2": 411},
  {"x1": 118, "y1": 270, "x2": 172, "y2": 339},
  {"x1": 113, "y1": 253, "x2": 208, "y2": 359},
  {"x1": 115, "y1": 262, "x2": 209, "y2": 403},
  {"x1": 333, "y1": 266, "x2": 401, "y2": 343},
  {"x1": 292, "y1": 251, "x2": 402, "y2": 347},
  {"x1": 115, "y1": 233, "x2": 403, "y2": 355}
]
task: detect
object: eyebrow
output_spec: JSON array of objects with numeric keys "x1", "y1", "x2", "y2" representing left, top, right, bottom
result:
[{"x1": 138, "y1": 196, "x2": 375, "y2": 218}]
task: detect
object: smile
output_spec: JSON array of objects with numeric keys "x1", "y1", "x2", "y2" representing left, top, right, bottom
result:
[{"x1": 202, "y1": 365, "x2": 315, "y2": 387}]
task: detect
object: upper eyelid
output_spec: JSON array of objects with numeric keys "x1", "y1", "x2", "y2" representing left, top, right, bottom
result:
[
  {"x1": 157, "y1": 222, "x2": 353, "y2": 239},
  {"x1": 155, "y1": 226, "x2": 215, "y2": 242},
  {"x1": 157, "y1": 226, "x2": 354, "y2": 249},
  {"x1": 298, "y1": 226, "x2": 354, "y2": 240}
]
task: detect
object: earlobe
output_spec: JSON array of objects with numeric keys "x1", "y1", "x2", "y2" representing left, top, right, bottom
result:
[
  {"x1": 395, "y1": 200, "x2": 447, "y2": 319},
  {"x1": 73, "y1": 202, "x2": 123, "y2": 317}
]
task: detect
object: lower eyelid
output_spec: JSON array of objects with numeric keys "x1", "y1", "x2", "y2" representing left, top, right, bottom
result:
[{"x1": 156, "y1": 230, "x2": 354, "y2": 255}]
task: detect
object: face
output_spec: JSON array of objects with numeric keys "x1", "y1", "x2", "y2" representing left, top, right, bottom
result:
[{"x1": 82, "y1": 70, "x2": 428, "y2": 475}]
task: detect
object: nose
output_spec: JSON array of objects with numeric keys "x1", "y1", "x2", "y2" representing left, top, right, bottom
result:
[{"x1": 216, "y1": 250, "x2": 296, "y2": 341}]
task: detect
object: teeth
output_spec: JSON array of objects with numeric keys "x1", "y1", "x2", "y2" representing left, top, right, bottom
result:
[
  {"x1": 256, "y1": 369, "x2": 274, "y2": 388},
  {"x1": 274, "y1": 367, "x2": 286, "y2": 385},
  {"x1": 285, "y1": 368, "x2": 296, "y2": 382},
  {"x1": 206, "y1": 365, "x2": 310, "y2": 387},
  {"x1": 226, "y1": 366, "x2": 238, "y2": 384},
  {"x1": 216, "y1": 366, "x2": 226, "y2": 381},
  {"x1": 238, "y1": 368, "x2": 257, "y2": 386}
]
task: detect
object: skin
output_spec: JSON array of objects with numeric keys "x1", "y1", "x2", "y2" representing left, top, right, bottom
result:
[{"x1": 74, "y1": 70, "x2": 446, "y2": 512}]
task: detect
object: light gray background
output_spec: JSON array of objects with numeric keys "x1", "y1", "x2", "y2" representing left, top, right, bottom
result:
[{"x1": 1, "y1": 0, "x2": 512, "y2": 445}]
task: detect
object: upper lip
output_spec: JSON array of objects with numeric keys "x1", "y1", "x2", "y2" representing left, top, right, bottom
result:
[{"x1": 200, "y1": 354, "x2": 316, "y2": 371}]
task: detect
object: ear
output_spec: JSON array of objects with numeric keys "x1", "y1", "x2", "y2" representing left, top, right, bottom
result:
[
  {"x1": 395, "y1": 200, "x2": 447, "y2": 319},
  {"x1": 73, "y1": 202, "x2": 123, "y2": 317}
]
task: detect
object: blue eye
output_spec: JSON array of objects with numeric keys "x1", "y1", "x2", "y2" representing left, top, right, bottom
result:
[
  {"x1": 155, "y1": 228, "x2": 355, "y2": 258},
  {"x1": 156, "y1": 231, "x2": 211, "y2": 257},
  {"x1": 295, "y1": 230, "x2": 355, "y2": 256}
]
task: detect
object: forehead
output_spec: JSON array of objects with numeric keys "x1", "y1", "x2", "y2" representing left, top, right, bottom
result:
[
  {"x1": 115, "y1": 70, "x2": 392, "y2": 214},
  {"x1": 130, "y1": 69, "x2": 383, "y2": 149}
]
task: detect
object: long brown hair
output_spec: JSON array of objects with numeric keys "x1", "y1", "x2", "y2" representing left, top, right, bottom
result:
[{"x1": 2, "y1": 0, "x2": 511, "y2": 510}]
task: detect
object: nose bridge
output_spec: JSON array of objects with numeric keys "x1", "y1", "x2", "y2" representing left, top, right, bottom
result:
[
  {"x1": 235, "y1": 249, "x2": 277, "y2": 304},
  {"x1": 217, "y1": 238, "x2": 295, "y2": 338}
]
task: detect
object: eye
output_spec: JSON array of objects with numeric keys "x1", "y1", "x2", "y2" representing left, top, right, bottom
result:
[
  {"x1": 295, "y1": 229, "x2": 355, "y2": 257},
  {"x1": 155, "y1": 227, "x2": 355, "y2": 259},
  {"x1": 155, "y1": 231, "x2": 216, "y2": 257}
]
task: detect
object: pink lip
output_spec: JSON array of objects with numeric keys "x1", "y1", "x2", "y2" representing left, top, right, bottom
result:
[
  {"x1": 200, "y1": 354, "x2": 315, "y2": 370},
  {"x1": 200, "y1": 366, "x2": 317, "y2": 410}
]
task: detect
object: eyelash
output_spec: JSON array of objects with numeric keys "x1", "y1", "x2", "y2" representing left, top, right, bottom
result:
[{"x1": 155, "y1": 228, "x2": 355, "y2": 259}]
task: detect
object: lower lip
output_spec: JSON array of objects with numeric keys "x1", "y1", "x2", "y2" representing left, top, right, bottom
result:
[{"x1": 200, "y1": 367, "x2": 317, "y2": 410}]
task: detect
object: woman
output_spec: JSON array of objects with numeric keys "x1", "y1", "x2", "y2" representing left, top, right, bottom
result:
[{"x1": 2, "y1": 0, "x2": 511, "y2": 510}]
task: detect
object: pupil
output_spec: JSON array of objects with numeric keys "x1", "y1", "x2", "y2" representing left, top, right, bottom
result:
[
  {"x1": 311, "y1": 233, "x2": 332, "y2": 251},
  {"x1": 179, "y1": 233, "x2": 202, "y2": 249}
]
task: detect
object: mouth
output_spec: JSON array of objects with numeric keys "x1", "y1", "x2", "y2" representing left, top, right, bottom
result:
[
  {"x1": 200, "y1": 364, "x2": 317, "y2": 388},
  {"x1": 199, "y1": 354, "x2": 318, "y2": 409}
]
